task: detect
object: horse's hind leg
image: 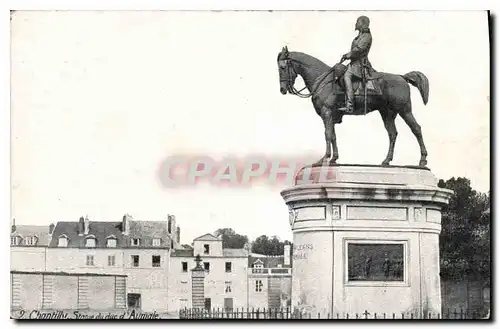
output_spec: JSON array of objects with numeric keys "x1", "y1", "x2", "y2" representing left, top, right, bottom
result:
[
  {"x1": 399, "y1": 103, "x2": 428, "y2": 167},
  {"x1": 380, "y1": 109, "x2": 398, "y2": 166}
]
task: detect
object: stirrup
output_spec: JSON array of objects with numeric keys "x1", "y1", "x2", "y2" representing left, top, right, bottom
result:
[{"x1": 338, "y1": 106, "x2": 353, "y2": 113}]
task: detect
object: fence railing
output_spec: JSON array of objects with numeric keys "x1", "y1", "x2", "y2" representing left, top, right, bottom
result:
[
  {"x1": 179, "y1": 307, "x2": 490, "y2": 320},
  {"x1": 249, "y1": 268, "x2": 292, "y2": 275}
]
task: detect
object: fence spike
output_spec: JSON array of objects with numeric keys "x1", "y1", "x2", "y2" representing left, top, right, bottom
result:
[
  {"x1": 411, "y1": 313, "x2": 414, "y2": 319},
  {"x1": 401, "y1": 312, "x2": 405, "y2": 319},
  {"x1": 383, "y1": 313, "x2": 386, "y2": 319},
  {"x1": 346, "y1": 313, "x2": 349, "y2": 319},
  {"x1": 392, "y1": 313, "x2": 395, "y2": 319},
  {"x1": 336, "y1": 313, "x2": 339, "y2": 319},
  {"x1": 356, "y1": 313, "x2": 359, "y2": 319},
  {"x1": 374, "y1": 313, "x2": 377, "y2": 319}
]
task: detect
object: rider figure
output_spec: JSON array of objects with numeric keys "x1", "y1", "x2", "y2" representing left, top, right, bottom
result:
[{"x1": 338, "y1": 16, "x2": 373, "y2": 113}]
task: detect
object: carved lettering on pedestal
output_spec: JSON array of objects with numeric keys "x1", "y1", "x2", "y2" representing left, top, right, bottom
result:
[{"x1": 293, "y1": 244, "x2": 314, "y2": 260}]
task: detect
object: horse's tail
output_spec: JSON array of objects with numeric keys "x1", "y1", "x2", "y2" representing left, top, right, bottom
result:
[{"x1": 403, "y1": 71, "x2": 429, "y2": 105}]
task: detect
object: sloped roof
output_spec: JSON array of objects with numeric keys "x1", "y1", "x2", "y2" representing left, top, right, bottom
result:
[
  {"x1": 49, "y1": 220, "x2": 171, "y2": 249},
  {"x1": 223, "y1": 248, "x2": 248, "y2": 258},
  {"x1": 193, "y1": 233, "x2": 222, "y2": 241},
  {"x1": 11, "y1": 225, "x2": 52, "y2": 246},
  {"x1": 171, "y1": 249, "x2": 195, "y2": 257}
]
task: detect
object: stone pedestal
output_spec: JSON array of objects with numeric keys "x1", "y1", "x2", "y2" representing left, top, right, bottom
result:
[
  {"x1": 191, "y1": 255, "x2": 206, "y2": 310},
  {"x1": 280, "y1": 165, "x2": 453, "y2": 318}
]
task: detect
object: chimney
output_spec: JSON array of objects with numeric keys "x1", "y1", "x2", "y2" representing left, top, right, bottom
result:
[
  {"x1": 11, "y1": 218, "x2": 16, "y2": 233},
  {"x1": 84, "y1": 215, "x2": 90, "y2": 235},
  {"x1": 49, "y1": 223, "x2": 55, "y2": 235},
  {"x1": 122, "y1": 214, "x2": 131, "y2": 235},
  {"x1": 176, "y1": 227, "x2": 180, "y2": 244},
  {"x1": 167, "y1": 214, "x2": 176, "y2": 234},
  {"x1": 78, "y1": 217, "x2": 85, "y2": 236},
  {"x1": 284, "y1": 243, "x2": 291, "y2": 266}
]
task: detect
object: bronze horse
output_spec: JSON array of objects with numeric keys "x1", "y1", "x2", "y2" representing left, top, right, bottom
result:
[{"x1": 277, "y1": 46, "x2": 430, "y2": 167}]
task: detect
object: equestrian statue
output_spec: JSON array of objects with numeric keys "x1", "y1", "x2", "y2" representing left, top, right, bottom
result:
[{"x1": 277, "y1": 15, "x2": 430, "y2": 168}]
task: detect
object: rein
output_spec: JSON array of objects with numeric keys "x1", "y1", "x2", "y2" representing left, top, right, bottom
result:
[{"x1": 285, "y1": 59, "x2": 341, "y2": 98}]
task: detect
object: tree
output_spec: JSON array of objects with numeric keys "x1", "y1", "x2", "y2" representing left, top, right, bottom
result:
[
  {"x1": 439, "y1": 177, "x2": 490, "y2": 284},
  {"x1": 251, "y1": 235, "x2": 291, "y2": 256},
  {"x1": 213, "y1": 228, "x2": 248, "y2": 249}
]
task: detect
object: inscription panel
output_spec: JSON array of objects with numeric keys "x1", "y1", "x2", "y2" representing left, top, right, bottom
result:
[
  {"x1": 346, "y1": 206, "x2": 408, "y2": 221},
  {"x1": 295, "y1": 206, "x2": 326, "y2": 222}
]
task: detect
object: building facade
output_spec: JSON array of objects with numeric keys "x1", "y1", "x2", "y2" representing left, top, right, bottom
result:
[
  {"x1": 10, "y1": 222, "x2": 53, "y2": 272},
  {"x1": 168, "y1": 233, "x2": 249, "y2": 312},
  {"x1": 247, "y1": 245, "x2": 292, "y2": 309},
  {"x1": 11, "y1": 214, "x2": 179, "y2": 313}
]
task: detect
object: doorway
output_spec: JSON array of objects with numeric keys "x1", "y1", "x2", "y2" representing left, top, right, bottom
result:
[
  {"x1": 127, "y1": 293, "x2": 141, "y2": 309},
  {"x1": 204, "y1": 298, "x2": 211, "y2": 310},
  {"x1": 224, "y1": 298, "x2": 233, "y2": 311}
]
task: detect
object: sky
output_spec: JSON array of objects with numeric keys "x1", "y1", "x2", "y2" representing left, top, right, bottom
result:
[{"x1": 11, "y1": 10, "x2": 490, "y2": 243}]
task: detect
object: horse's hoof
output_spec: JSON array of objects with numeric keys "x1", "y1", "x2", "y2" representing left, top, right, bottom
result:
[
  {"x1": 419, "y1": 160, "x2": 428, "y2": 168},
  {"x1": 381, "y1": 160, "x2": 391, "y2": 166},
  {"x1": 329, "y1": 159, "x2": 337, "y2": 166}
]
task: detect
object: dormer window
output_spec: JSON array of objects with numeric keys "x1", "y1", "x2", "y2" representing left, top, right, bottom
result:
[
  {"x1": 253, "y1": 259, "x2": 264, "y2": 269},
  {"x1": 152, "y1": 238, "x2": 161, "y2": 247},
  {"x1": 58, "y1": 235, "x2": 68, "y2": 247},
  {"x1": 11, "y1": 236, "x2": 20, "y2": 246},
  {"x1": 131, "y1": 238, "x2": 140, "y2": 247},
  {"x1": 25, "y1": 236, "x2": 38, "y2": 245},
  {"x1": 106, "y1": 235, "x2": 117, "y2": 248},
  {"x1": 85, "y1": 235, "x2": 96, "y2": 248}
]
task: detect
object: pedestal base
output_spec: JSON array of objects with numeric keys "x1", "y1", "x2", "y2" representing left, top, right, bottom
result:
[{"x1": 281, "y1": 165, "x2": 453, "y2": 317}]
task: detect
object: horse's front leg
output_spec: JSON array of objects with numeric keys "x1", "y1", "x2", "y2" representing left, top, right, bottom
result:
[
  {"x1": 313, "y1": 107, "x2": 333, "y2": 166},
  {"x1": 329, "y1": 122, "x2": 339, "y2": 165}
]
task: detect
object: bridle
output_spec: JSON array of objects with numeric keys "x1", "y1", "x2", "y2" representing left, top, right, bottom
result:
[{"x1": 280, "y1": 57, "x2": 341, "y2": 99}]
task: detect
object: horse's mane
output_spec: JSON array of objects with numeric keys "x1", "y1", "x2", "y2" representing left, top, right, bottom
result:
[{"x1": 289, "y1": 52, "x2": 331, "y2": 71}]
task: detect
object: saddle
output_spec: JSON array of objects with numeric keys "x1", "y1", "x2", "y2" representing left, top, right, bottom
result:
[{"x1": 332, "y1": 63, "x2": 383, "y2": 96}]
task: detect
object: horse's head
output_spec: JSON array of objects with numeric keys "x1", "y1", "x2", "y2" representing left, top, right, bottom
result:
[{"x1": 277, "y1": 46, "x2": 298, "y2": 95}]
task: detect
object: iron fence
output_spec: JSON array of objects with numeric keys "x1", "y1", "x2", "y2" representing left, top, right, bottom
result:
[{"x1": 179, "y1": 307, "x2": 490, "y2": 320}]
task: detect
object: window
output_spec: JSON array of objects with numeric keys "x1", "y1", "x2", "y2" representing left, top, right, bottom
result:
[
  {"x1": 85, "y1": 237, "x2": 96, "y2": 248},
  {"x1": 168, "y1": 220, "x2": 172, "y2": 234},
  {"x1": 203, "y1": 244, "x2": 210, "y2": 255},
  {"x1": 182, "y1": 262, "x2": 188, "y2": 272},
  {"x1": 58, "y1": 236, "x2": 68, "y2": 247},
  {"x1": 152, "y1": 255, "x2": 161, "y2": 267},
  {"x1": 108, "y1": 255, "x2": 116, "y2": 266},
  {"x1": 131, "y1": 238, "x2": 140, "y2": 247},
  {"x1": 225, "y1": 282, "x2": 232, "y2": 293},
  {"x1": 255, "y1": 280, "x2": 263, "y2": 292},
  {"x1": 225, "y1": 262, "x2": 232, "y2": 273},
  {"x1": 107, "y1": 238, "x2": 117, "y2": 248},
  {"x1": 132, "y1": 255, "x2": 139, "y2": 267},
  {"x1": 152, "y1": 238, "x2": 161, "y2": 247},
  {"x1": 25, "y1": 236, "x2": 37, "y2": 245},
  {"x1": 203, "y1": 262, "x2": 210, "y2": 272},
  {"x1": 11, "y1": 236, "x2": 20, "y2": 246},
  {"x1": 86, "y1": 255, "x2": 95, "y2": 266}
]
